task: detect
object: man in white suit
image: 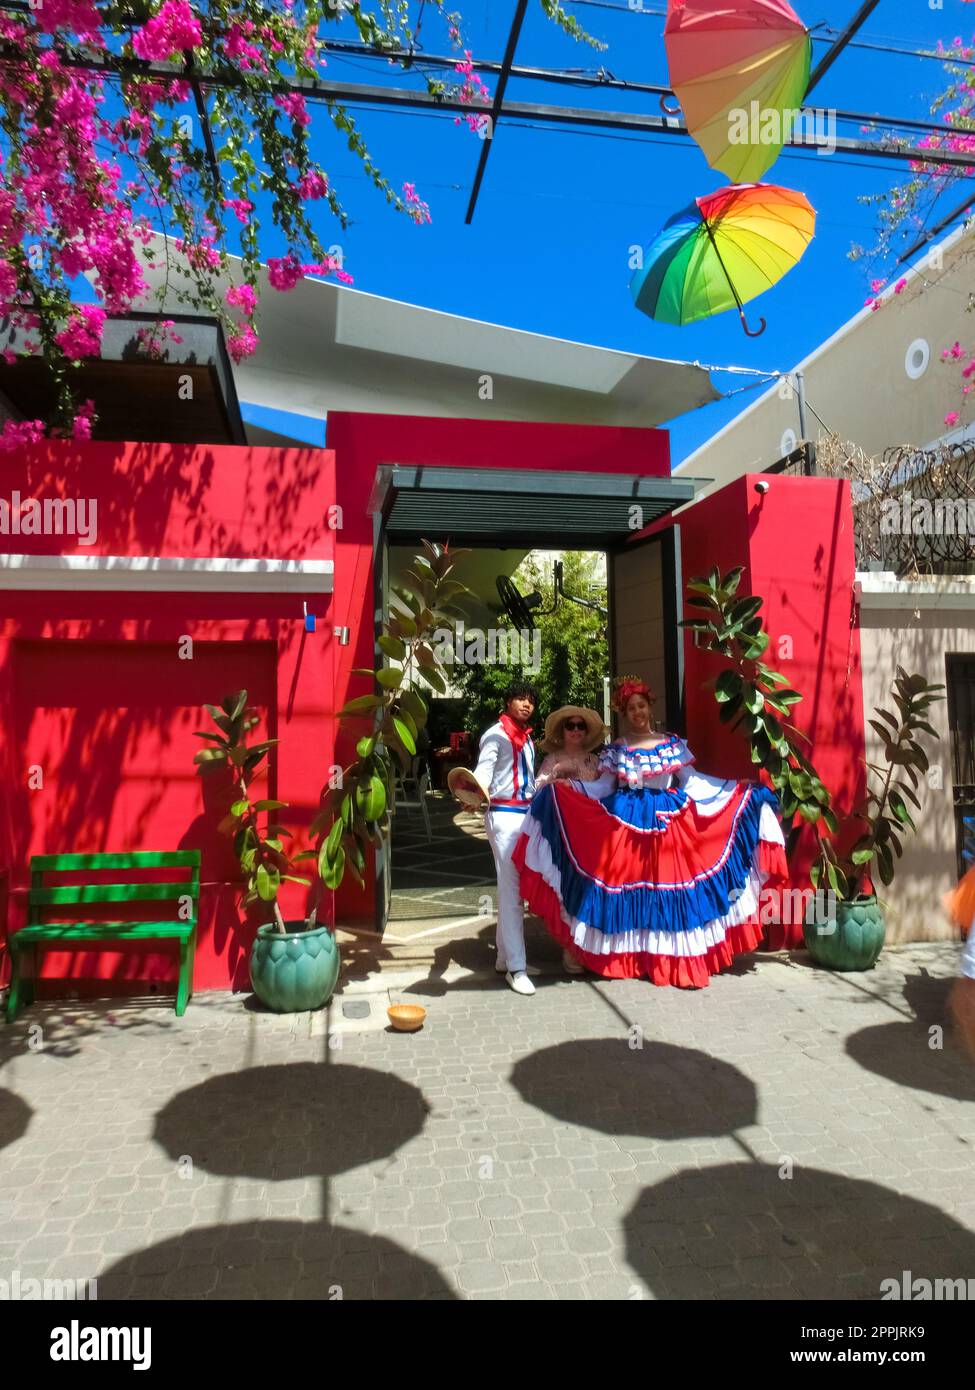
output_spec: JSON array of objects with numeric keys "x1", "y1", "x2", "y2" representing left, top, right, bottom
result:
[{"x1": 470, "y1": 683, "x2": 539, "y2": 995}]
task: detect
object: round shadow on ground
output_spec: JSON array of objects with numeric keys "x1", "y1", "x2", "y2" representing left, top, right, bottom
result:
[
  {"x1": 152, "y1": 1063, "x2": 429, "y2": 1180},
  {"x1": 846, "y1": 1020, "x2": 975, "y2": 1103},
  {"x1": 0, "y1": 1087, "x2": 31, "y2": 1150},
  {"x1": 510, "y1": 1039, "x2": 756, "y2": 1140},
  {"x1": 97, "y1": 1220, "x2": 456, "y2": 1301},
  {"x1": 625, "y1": 1162, "x2": 975, "y2": 1301}
]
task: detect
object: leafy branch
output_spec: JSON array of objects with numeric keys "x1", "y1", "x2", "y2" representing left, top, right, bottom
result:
[
  {"x1": 193, "y1": 689, "x2": 313, "y2": 933},
  {"x1": 311, "y1": 539, "x2": 472, "y2": 894},
  {"x1": 680, "y1": 565, "x2": 842, "y2": 890}
]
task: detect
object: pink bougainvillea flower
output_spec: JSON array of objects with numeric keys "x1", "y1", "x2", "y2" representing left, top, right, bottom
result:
[
  {"x1": 132, "y1": 0, "x2": 202, "y2": 62},
  {"x1": 54, "y1": 304, "x2": 106, "y2": 359},
  {"x1": 0, "y1": 417, "x2": 47, "y2": 450},
  {"x1": 71, "y1": 399, "x2": 96, "y2": 440},
  {"x1": 226, "y1": 283, "x2": 258, "y2": 315},
  {"x1": 296, "y1": 170, "x2": 329, "y2": 200},
  {"x1": 945, "y1": 411, "x2": 961, "y2": 427},
  {"x1": 226, "y1": 323, "x2": 260, "y2": 362},
  {"x1": 222, "y1": 198, "x2": 254, "y2": 224},
  {"x1": 893, "y1": 278, "x2": 908, "y2": 294}
]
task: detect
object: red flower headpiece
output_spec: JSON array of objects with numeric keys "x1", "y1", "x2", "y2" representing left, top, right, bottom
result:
[{"x1": 611, "y1": 675, "x2": 656, "y2": 714}]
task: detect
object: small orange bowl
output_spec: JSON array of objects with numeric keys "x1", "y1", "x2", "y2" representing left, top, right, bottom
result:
[{"x1": 387, "y1": 1004, "x2": 426, "y2": 1032}]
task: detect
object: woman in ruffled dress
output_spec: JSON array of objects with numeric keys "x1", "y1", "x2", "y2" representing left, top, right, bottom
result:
[{"x1": 514, "y1": 676, "x2": 788, "y2": 988}]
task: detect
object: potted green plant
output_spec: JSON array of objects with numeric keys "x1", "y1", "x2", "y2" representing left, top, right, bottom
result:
[
  {"x1": 194, "y1": 540, "x2": 469, "y2": 1012},
  {"x1": 194, "y1": 689, "x2": 340, "y2": 1012},
  {"x1": 682, "y1": 567, "x2": 944, "y2": 971},
  {"x1": 801, "y1": 667, "x2": 944, "y2": 971}
]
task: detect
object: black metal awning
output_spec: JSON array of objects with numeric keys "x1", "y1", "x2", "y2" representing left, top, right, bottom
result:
[{"x1": 370, "y1": 465, "x2": 702, "y2": 549}]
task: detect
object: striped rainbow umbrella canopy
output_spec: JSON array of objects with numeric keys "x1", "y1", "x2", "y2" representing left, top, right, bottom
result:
[
  {"x1": 630, "y1": 183, "x2": 815, "y2": 337},
  {"x1": 665, "y1": 0, "x2": 812, "y2": 184}
]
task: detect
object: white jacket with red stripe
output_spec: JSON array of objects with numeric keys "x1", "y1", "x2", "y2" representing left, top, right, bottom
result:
[{"x1": 473, "y1": 721, "x2": 536, "y2": 807}]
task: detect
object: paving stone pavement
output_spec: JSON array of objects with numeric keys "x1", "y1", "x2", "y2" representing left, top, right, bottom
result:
[{"x1": 1, "y1": 940, "x2": 974, "y2": 1301}]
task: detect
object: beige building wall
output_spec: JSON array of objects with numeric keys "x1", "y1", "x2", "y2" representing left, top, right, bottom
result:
[
  {"x1": 858, "y1": 592, "x2": 975, "y2": 945},
  {"x1": 676, "y1": 227, "x2": 975, "y2": 494},
  {"x1": 612, "y1": 543, "x2": 669, "y2": 729}
]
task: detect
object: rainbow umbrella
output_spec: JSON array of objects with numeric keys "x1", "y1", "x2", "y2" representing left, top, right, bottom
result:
[
  {"x1": 665, "y1": 0, "x2": 812, "y2": 184},
  {"x1": 630, "y1": 183, "x2": 815, "y2": 336}
]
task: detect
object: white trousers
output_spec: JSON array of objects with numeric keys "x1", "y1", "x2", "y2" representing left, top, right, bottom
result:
[{"x1": 486, "y1": 808, "x2": 529, "y2": 973}]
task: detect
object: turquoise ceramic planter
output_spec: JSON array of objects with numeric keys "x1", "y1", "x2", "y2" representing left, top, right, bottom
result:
[
  {"x1": 249, "y1": 921, "x2": 341, "y2": 1013},
  {"x1": 803, "y1": 894, "x2": 886, "y2": 972}
]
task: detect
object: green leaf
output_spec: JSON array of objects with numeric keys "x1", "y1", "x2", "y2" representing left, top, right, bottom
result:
[
  {"x1": 376, "y1": 667, "x2": 404, "y2": 690},
  {"x1": 729, "y1": 596, "x2": 763, "y2": 625},
  {"x1": 393, "y1": 717, "x2": 416, "y2": 755},
  {"x1": 194, "y1": 748, "x2": 228, "y2": 765},
  {"x1": 338, "y1": 694, "x2": 384, "y2": 716},
  {"x1": 193, "y1": 731, "x2": 230, "y2": 747},
  {"x1": 223, "y1": 690, "x2": 248, "y2": 721},
  {"x1": 255, "y1": 864, "x2": 276, "y2": 902},
  {"x1": 253, "y1": 799, "x2": 287, "y2": 812},
  {"x1": 715, "y1": 670, "x2": 743, "y2": 703},
  {"x1": 356, "y1": 735, "x2": 377, "y2": 759},
  {"x1": 230, "y1": 799, "x2": 249, "y2": 817},
  {"x1": 742, "y1": 683, "x2": 764, "y2": 715},
  {"x1": 378, "y1": 633, "x2": 407, "y2": 662},
  {"x1": 399, "y1": 688, "x2": 428, "y2": 729},
  {"x1": 417, "y1": 667, "x2": 446, "y2": 694},
  {"x1": 320, "y1": 845, "x2": 346, "y2": 890},
  {"x1": 326, "y1": 818, "x2": 344, "y2": 859},
  {"x1": 912, "y1": 721, "x2": 940, "y2": 740}
]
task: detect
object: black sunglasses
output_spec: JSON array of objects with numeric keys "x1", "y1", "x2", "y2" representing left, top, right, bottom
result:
[{"x1": 563, "y1": 720, "x2": 588, "y2": 732}]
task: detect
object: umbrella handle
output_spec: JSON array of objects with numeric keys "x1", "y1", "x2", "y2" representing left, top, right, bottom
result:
[
  {"x1": 739, "y1": 309, "x2": 767, "y2": 338},
  {"x1": 659, "y1": 93, "x2": 681, "y2": 116}
]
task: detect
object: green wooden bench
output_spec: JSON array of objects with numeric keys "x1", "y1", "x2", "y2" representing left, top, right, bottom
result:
[{"x1": 5, "y1": 851, "x2": 200, "y2": 1024}]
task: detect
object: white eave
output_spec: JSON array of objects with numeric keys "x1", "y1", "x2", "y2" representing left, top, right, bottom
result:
[
  {"x1": 857, "y1": 571, "x2": 975, "y2": 611},
  {"x1": 137, "y1": 241, "x2": 721, "y2": 432},
  {"x1": 0, "y1": 554, "x2": 333, "y2": 592}
]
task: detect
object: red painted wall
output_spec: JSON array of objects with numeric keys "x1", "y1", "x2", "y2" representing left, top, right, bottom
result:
[
  {"x1": 327, "y1": 412, "x2": 672, "y2": 923},
  {"x1": 0, "y1": 441, "x2": 336, "y2": 994},
  {"x1": 678, "y1": 474, "x2": 866, "y2": 901}
]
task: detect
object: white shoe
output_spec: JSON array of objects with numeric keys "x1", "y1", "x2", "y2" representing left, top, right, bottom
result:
[
  {"x1": 562, "y1": 947, "x2": 584, "y2": 975},
  {"x1": 496, "y1": 962, "x2": 540, "y2": 976},
  {"x1": 505, "y1": 970, "x2": 536, "y2": 996}
]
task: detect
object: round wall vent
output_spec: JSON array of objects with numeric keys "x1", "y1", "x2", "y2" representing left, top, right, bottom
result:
[
  {"x1": 780, "y1": 427, "x2": 797, "y2": 456},
  {"x1": 905, "y1": 338, "x2": 930, "y2": 380}
]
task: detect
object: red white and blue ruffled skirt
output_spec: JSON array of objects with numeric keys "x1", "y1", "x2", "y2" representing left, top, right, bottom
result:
[{"x1": 513, "y1": 775, "x2": 789, "y2": 989}]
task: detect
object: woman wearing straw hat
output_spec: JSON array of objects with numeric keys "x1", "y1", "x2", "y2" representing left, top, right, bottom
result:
[
  {"x1": 513, "y1": 675, "x2": 788, "y2": 989},
  {"x1": 535, "y1": 705, "x2": 607, "y2": 790}
]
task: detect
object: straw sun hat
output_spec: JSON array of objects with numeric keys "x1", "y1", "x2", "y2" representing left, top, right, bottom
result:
[
  {"x1": 447, "y1": 764, "x2": 490, "y2": 810},
  {"x1": 539, "y1": 706, "x2": 607, "y2": 754}
]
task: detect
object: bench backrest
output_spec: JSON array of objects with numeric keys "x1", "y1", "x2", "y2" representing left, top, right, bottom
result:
[{"x1": 28, "y1": 852, "x2": 201, "y2": 927}]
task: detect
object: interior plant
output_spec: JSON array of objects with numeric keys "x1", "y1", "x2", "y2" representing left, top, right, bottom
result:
[
  {"x1": 312, "y1": 539, "x2": 472, "y2": 893},
  {"x1": 193, "y1": 539, "x2": 470, "y2": 1009},
  {"x1": 681, "y1": 566, "x2": 944, "y2": 970}
]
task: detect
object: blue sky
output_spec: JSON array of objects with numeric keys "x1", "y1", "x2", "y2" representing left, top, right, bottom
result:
[{"x1": 244, "y1": 0, "x2": 971, "y2": 465}]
